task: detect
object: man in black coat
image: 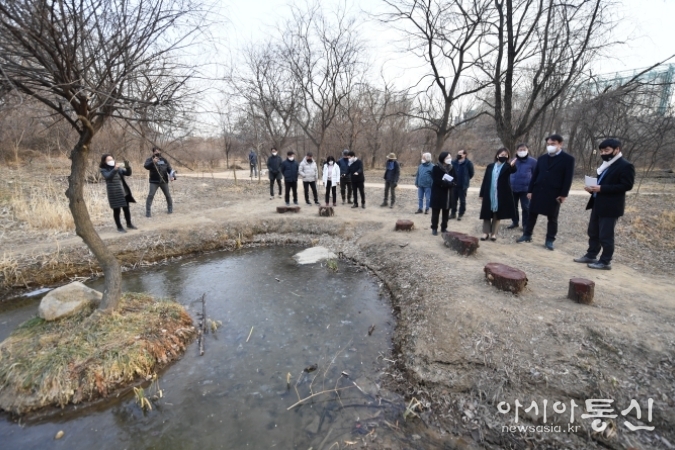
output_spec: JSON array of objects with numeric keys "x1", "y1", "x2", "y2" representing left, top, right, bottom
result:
[
  {"x1": 337, "y1": 149, "x2": 353, "y2": 204},
  {"x1": 517, "y1": 134, "x2": 575, "y2": 250},
  {"x1": 574, "y1": 139, "x2": 635, "y2": 270},
  {"x1": 144, "y1": 147, "x2": 174, "y2": 217},
  {"x1": 267, "y1": 147, "x2": 283, "y2": 199},
  {"x1": 280, "y1": 150, "x2": 299, "y2": 205},
  {"x1": 450, "y1": 149, "x2": 474, "y2": 220},
  {"x1": 347, "y1": 150, "x2": 366, "y2": 208}
]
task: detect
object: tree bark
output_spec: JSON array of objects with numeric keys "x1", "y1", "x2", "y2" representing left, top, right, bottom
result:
[{"x1": 66, "y1": 135, "x2": 122, "y2": 311}]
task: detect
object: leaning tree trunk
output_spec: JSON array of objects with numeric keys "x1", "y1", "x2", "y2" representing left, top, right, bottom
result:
[{"x1": 66, "y1": 135, "x2": 122, "y2": 311}]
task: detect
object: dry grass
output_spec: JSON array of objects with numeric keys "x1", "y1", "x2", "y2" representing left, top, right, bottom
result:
[{"x1": 0, "y1": 293, "x2": 195, "y2": 415}]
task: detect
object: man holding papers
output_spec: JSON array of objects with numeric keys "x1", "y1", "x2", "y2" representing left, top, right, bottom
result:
[
  {"x1": 574, "y1": 139, "x2": 635, "y2": 270},
  {"x1": 429, "y1": 152, "x2": 457, "y2": 235}
]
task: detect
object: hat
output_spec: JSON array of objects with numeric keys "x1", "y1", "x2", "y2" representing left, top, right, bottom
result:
[
  {"x1": 342, "y1": 149, "x2": 350, "y2": 156},
  {"x1": 387, "y1": 153, "x2": 396, "y2": 160}
]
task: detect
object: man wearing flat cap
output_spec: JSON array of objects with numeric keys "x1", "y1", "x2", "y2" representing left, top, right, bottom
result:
[{"x1": 381, "y1": 152, "x2": 400, "y2": 209}]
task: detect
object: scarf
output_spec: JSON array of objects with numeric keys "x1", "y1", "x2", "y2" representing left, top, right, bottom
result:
[
  {"x1": 490, "y1": 162, "x2": 504, "y2": 212},
  {"x1": 596, "y1": 152, "x2": 622, "y2": 175}
]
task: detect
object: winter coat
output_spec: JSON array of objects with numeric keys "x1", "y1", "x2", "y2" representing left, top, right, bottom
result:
[
  {"x1": 528, "y1": 151, "x2": 575, "y2": 216},
  {"x1": 337, "y1": 157, "x2": 351, "y2": 182},
  {"x1": 144, "y1": 156, "x2": 173, "y2": 184},
  {"x1": 322, "y1": 163, "x2": 341, "y2": 185},
  {"x1": 414, "y1": 162, "x2": 433, "y2": 188},
  {"x1": 348, "y1": 158, "x2": 365, "y2": 183},
  {"x1": 383, "y1": 160, "x2": 400, "y2": 184},
  {"x1": 101, "y1": 165, "x2": 136, "y2": 209},
  {"x1": 298, "y1": 158, "x2": 319, "y2": 182},
  {"x1": 479, "y1": 162, "x2": 518, "y2": 220},
  {"x1": 248, "y1": 151, "x2": 257, "y2": 166},
  {"x1": 452, "y1": 158, "x2": 475, "y2": 190},
  {"x1": 280, "y1": 159, "x2": 299, "y2": 182},
  {"x1": 585, "y1": 157, "x2": 635, "y2": 218},
  {"x1": 510, "y1": 156, "x2": 537, "y2": 192},
  {"x1": 267, "y1": 154, "x2": 282, "y2": 174},
  {"x1": 430, "y1": 164, "x2": 457, "y2": 210}
]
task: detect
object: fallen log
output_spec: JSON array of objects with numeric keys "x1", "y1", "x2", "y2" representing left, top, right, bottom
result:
[{"x1": 484, "y1": 263, "x2": 528, "y2": 294}]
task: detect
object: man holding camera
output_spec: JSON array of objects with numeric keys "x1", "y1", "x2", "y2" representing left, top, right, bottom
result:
[{"x1": 144, "y1": 147, "x2": 175, "y2": 217}]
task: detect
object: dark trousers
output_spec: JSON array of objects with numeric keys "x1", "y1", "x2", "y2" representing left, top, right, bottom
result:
[
  {"x1": 431, "y1": 208, "x2": 450, "y2": 232},
  {"x1": 340, "y1": 178, "x2": 352, "y2": 202},
  {"x1": 250, "y1": 163, "x2": 257, "y2": 177},
  {"x1": 352, "y1": 180, "x2": 365, "y2": 205},
  {"x1": 524, "y1": 203, "x2": 561, "y2": 242},
  {"x1": 325, "y1": 180, "x2": 337, "y2": 204},
  {"x1": 284, "y1": 181, "x2": 298, "y2": 204},
  {"x1": 113, "y1": 206, "x2": 131, "y2": 228},
  {"x1": 512, "y1": 191, "x2": 530, "y2": 225},
  {"x1": 303, "y1": 181, "x2": 318, "y2": 203},
  {"x1": 451, "y1": 188, "x2": 467, "y2": 216},
  {"x1": 585, "y1": 207, "x2": 618, "y2": 264},
  {"x1": 146, "y1": 182, "x2": 172, "y2": 214},
  {"x1": 383, "y1": 181, "x2": 396, "y2": 205},
  {"x1": 269, "y1": 177, "x2": 282, "y2": 196}
]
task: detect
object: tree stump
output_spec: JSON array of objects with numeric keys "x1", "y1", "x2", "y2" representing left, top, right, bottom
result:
[
  {"x1": 442, "y1": 231, "x2": 479, "y2": 255},
  {"x1": 277, "y1": 206, "x2": 301, "y2": 213},
  {"x1": 395, "y1": 220, "x2": 414, "y2": 231},
  {"x1": 318, "y1": 206, "x2": 334, "y2": 217},
  {"x1": 484, "y1": 262, "x2": 528, "y2": 294},
  {"x1": 568, "y1": 278, "x2": 595, "y2": 304}
]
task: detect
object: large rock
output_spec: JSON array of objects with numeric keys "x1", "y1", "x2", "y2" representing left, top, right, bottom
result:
[
  {"x1": 293, "y1": 246, "x2": 337, "y2": 265},
  {"x1": 38, "y1": 281, "x2": 102, "y2": 321}
]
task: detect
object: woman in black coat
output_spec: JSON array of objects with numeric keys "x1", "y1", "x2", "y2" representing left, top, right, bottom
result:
[
  {"x1": 479, "y1": 148, "x2": 517, "y2": 241},
  {"x1": 429, "y1": 151, "x2": 457, "y2": 235},
  {"x1": 100, "y1": 153, "x2": 137, "y2": 233}
]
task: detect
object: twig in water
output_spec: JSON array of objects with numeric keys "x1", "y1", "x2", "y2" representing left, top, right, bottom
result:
[
  {"x1": 246, "y1": 326, "x2": 254, "y2": 343},
  {"x1": 286, "y1": 386, "x2": 354, "y2": 410}
]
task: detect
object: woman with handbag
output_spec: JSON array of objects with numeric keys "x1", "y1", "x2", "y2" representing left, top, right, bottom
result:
[{"x1": 100, "y1": 153, "x2": 137, "y2": 233}]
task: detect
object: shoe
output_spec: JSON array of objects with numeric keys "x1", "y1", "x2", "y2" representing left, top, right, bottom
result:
[
  {"x1": 333, "y1": 203, "x2": 337, "y2": 207},
  {"x1": 314, "y1": 201, "x2": 320, "y2": 205},
  {"x1": 516, "y1": 235, "x2": 532, "y2": 243},
  {"x1": 278, "y1": 194, "x2": 282, "y2": 198},
  {"x1": 351, "y1": 204, "x2": 359, "y2": 208},
  {"x1": 389, "y1": 204, "x2": 394, "y2": 209},
  {"x1": 286, "y1": 202, "x2": 290, "y2": 206},
  {"x1": 432, "y1": 230, "x2": 438, "y2": 236},
  {"x1": 270, "y1": 196, "x2": 274, "y2": 200},
  {"x1": 440, "y1": 229, "x2": 446, "y2": 233},
  {"x1": 167, "y1": 208, "x2": 172, "y2": 214},
  {"x1": 294, "y1": 201, "x2": 299, "y2": 205},
  {"x1": 424, "y1": 208, "x2": 429, "y2": 215},
  {"x1": 490, "y1": 235, "x2": 497, "y2": 241},
  {"x1": 507, "y1": 223, "x2": 519, "y2": 229},
  {"x1": 117, "y1": 227, "x2": 126, "y2": 233},
  {"x1": 380, "y1": 202, "x2": 388, "y2": 207},
  {"x1": 574, "y1": 256, "x2": 598, "y2": 264},
  {"x1": 342, "y1": 200, "x2": 345, "y2": 205},
  {"x1": 415, "y1": 209, "x2": 423, "y2": 214},
  {"x1": 348, "y1": 200, "x2": 353, "y2": 204},
  {"x1": 457, "y1": 215, "x2": 462, "y2": 221},
  {"x1": 588, "y1": 262, "x2": 612, "y2": 270},
  {"x1": 480, "y1": 234, "x2": 488, "y2": 241},
  {"x1": 545, "y1": 240, "x2": 555, "y2": 251},
  {"x1": 361, "y1": 204, "x2": 366, "y2": 209},
  {"x1": 145, "y1": 212, "x2": 151, "y2": 218},
  {"x1": 449, "y1": 213, "x2": 456, "y2": 219},
  {"x1": 127, "y1": 224, "x2": 138, "y2": 230},
  {"x1": 306, "y1": 201, "x2": 312, "y2": 205}
]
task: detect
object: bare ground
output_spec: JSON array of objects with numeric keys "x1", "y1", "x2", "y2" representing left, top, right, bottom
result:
[{"x1": 2, "y1": 163, "x2": 675, "y2": 449}]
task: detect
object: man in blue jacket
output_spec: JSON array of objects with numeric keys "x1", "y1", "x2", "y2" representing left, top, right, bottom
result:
[
  {"x1": 381, "y1": 152, "x2": 400, "y2": 208},
  {"x1": 414, "y1": 153, "x2": 433, "y2": 214},
  {"x1": 280, "y1": 151, "x2": 299, "y2": 205},
  {"x1": 508, "y1": 144, "x2": 537, "y2": 229},
  {"x1": 337, "y1": 149, "x2": 353, "y2": 204},
  {"x1": 450, "y1": 149, "x2": 474, "y2": 220}
]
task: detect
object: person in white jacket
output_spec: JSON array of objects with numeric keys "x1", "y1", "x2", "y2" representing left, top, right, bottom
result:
[
  {"x1": 322, "y1": 155, "x2": 341, "y2": 206},
  {"x1": 299, "y1": 152, "x2": 320, "y2": 205}
]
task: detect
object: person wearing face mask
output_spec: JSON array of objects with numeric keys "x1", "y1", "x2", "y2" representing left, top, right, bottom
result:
[
  {"x1": 299, "y1": 152, "x2": 320, "y2": 205},
  {"x1": 280, "y1": 150, "x2": 300, "y2": 205},
  {"x1": 478, "y1": 148, "x2": 517, "y2": 241},
  {"x1": 516, "y1": 134, "x2": 575, "y2": 250},
  {"x1": 508, "y1": 144, "x2": 537, "y2": 230},
  {"x1": 100, "y1": 153, "x2": 137, "y2": 233},
  {"x1": 144, "y1": 147, "x2": 174, "y2": 217},
  {"x1": 414, "y1": 153, "x2": 433, "y2": 214},
  {"x1": 322, "y1": 155, "x2": 340, "y2": 206},
  {"x1": 381, "y1": 153, "x2": 400, "y2": 208},
  {"x1": 429, "y1": 152, "x2": 457, "y2": 235},
  {"x1": 347, "y1": 150, "x2": 366, "y2": 208},
  {"x1": 574, "y1": 139, "x2": 634, "y2": 270},
  {"x1": 267, "y1": 147, "x2": 283, "y2": 200},
  {"x1": 450, "y1": 149, "x2": 474, "y2": 220},
  {"x1": 337, "y1": 149, "x2": 353, "y2": 204}
]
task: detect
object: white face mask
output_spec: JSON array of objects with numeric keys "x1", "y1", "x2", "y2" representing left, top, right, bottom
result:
[
  {"x1": 272, "y1": 152, "x2": 277, "y2": 156},
  {"x1": 444, "y1": 157, "x2": 453, "y2": 165},
  {"x1": 546, "y1": 145, "x2": 558, "y2": 154},
  {"x1": 349, "y1": 157, "x2": 355, "y2": 163},
  {"x1": 517, "y1": 150, "x2": 528, "y2": 158},
  {"x1": 329, "y1": 161, "x2": 334, "y2": 165},
  {"x1": 288, "y1": 156, "x2": 294, "y2": 161},
  {"x1": 421, "y1": 159, "x2": 425, "y2": 164},
  {"x1": 107, "y1": 160, "x2": 115, "y2": 167}
]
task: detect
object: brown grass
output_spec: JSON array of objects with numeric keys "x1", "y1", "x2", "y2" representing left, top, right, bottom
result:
[{"x1": 0, "y1": 293, "x2": 195, "y2": 414}]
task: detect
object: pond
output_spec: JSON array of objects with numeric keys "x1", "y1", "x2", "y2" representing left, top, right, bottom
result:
[{"x1": 0, "y1": 246, "x2": 431, "y2": 449}]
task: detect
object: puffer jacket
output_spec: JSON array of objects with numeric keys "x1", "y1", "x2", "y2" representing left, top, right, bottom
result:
[
  {"x1": 510, "y1": 156, "x2": 537, "y2": 192},
  {"x1": 415, "y1": 162, "x2": 433, "y2": 188},
  {"x1": 299, "y1": 158, "x2": 318, "y2": 182},
  {"x1": 101, "y1": 165, "x2": 136, "y2": 209},
  {"x1": 322, "y1": 163, "x2": 341, "y2": 185},
  {"x1": 280, "y1": 159, "x2": 299, "y2": 182},
  {"x1": 144, "y1": 156, "x2": 173, "y2": 184}
]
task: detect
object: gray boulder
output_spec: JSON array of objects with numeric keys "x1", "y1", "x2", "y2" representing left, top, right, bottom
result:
[{"x1": 38, "y1": 281, "x2": 102, "y2": 321}]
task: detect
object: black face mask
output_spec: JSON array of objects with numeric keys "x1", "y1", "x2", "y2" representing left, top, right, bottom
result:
[
  {"x1": 601, "y1": 153, "x2": 614, "y2": 162},
  {"x1": 497, "y1": 156, "x2": 508, "y2": 163},
  {"x1": 307, "y1": 159, "x2": 313, "y2": 163},
  {"x1": 154, "y1": 153, "x2": 161, "y2": 158}
]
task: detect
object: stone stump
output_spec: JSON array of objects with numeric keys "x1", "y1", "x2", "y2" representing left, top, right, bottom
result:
[
  {"x1": 484, "y1": 262, "x2": 528, "y2": 294},
  {"x1": 318, "y1": 206, "x2": 334, "y2": 217},
  {"x1": 442, "y1": 231, "x2": 479, "y2": 255},
  {"x1": 568, "y1": 278, "x2": 595, "y2": 304},
  {"x1": 277, "y1": 206, "x2": 301, "y2": 213},
  {"x1": 395, "y1": 220, "x2": 414, "y2": 231}
]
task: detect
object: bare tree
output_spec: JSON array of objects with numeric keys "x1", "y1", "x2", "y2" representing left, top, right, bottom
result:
[
  {"x1": 382, "y1": 0, "x2": 492, "y2": 153},
  {"x1": 0, "y1": 0, "x2": 202, "y2": 310}
]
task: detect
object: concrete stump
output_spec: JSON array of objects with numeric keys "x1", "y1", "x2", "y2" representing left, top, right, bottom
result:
[
  {"x1": 568, "y1": 278, "x2": 595, "y2": 304},
  {"x1": 442, "y1": 231, "x2": 479, "y2": 255},
  {"x1": 318, "y1": 206, "x2": 334, "y2": 217},
  {"x1": 395, "y1": 220, "x2": 414, "y2": 231},
  {"x1": 484, "y1": 262, "x2": 528, "y2": 294},
  {"x1": 277, "y1": 206, "x2": 301, "y2": 213}
]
